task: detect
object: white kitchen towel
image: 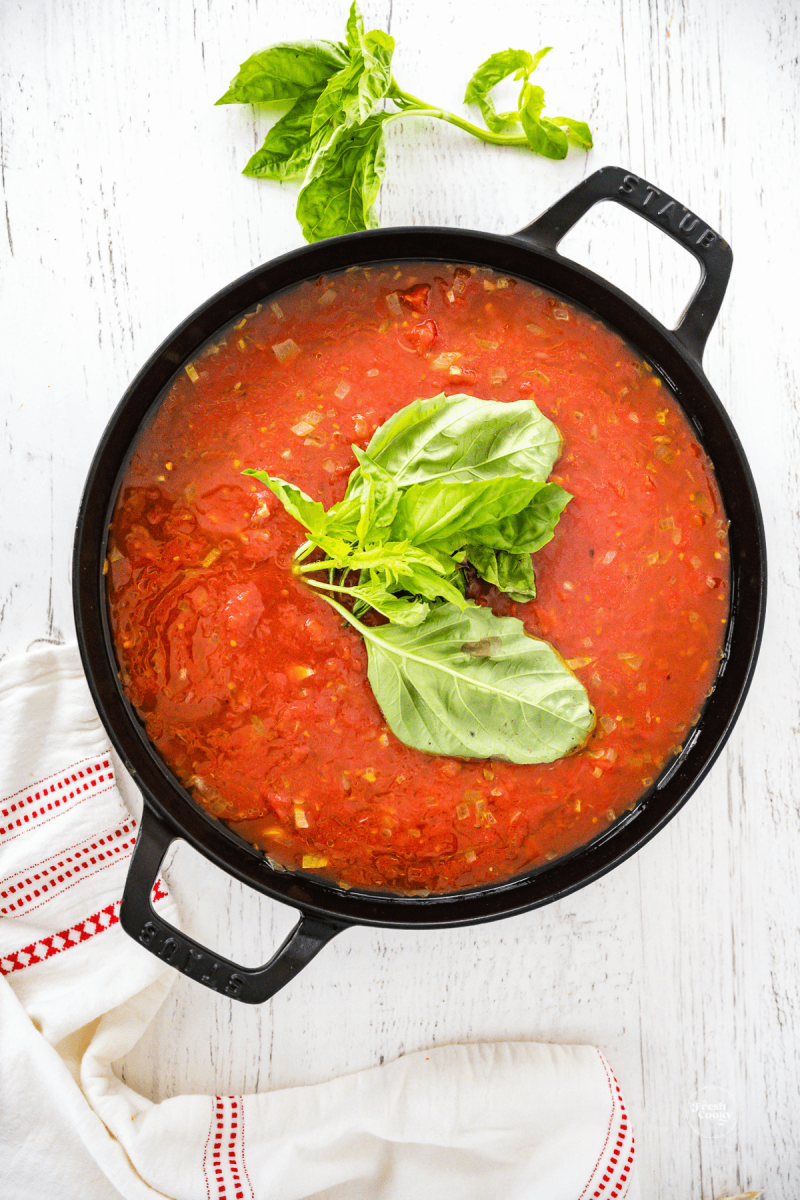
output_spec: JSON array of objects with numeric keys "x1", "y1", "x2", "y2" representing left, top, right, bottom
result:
[{"x1": 0, "y1": 644, "x2": 636, "y2": 1200}]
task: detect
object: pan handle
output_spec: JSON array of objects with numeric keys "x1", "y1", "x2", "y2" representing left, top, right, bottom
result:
[
  {"x1": 120, "y1": 804, "x2": 349, "y2": 1004},
  {"x1": 514, "y1": 165, "x2": 732, "y2": 365}
]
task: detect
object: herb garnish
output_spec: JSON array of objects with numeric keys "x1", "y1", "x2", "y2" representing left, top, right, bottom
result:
[
  {"x1": 217, "y1": 2, "x2": 593, "y2": 242},
  {"x1": 245, "y1": 393, "x2": 594, "y2": 763}
]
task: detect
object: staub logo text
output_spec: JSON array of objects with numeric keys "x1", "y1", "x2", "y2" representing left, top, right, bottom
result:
[
  {"x1": 139, "y1": 919, "x2": 243, "y2": 997},
  {"x1": 618, "y1": 173, "x2": 717, "y2": 249}
]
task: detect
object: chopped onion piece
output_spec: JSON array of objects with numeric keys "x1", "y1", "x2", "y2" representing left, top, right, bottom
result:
[
  {"x1": 334, "y1": 380, "x2": 351, "y2": 399},
  {"x1": 291, "y1": 420, "x2": 315, "y2": 436},
  {"x1": 318, "y1": 289, "x2": 336, "y2": 306},
  {"x1": 553, "y1": 306, "x2": 570, "y2": 320},
  {"x1": 366, "y1": 368, "x2": 379, "y2": 377},
  {"x1": 618, "y1": 652, "x2": 643, "y2": 670},
  {"x1": 386, "y1": 292, "x2": 403, "y2": 316},
  {"x1": 489, "y1": 367, "x2": 507, "y2": 385},
  {"x1": 201, "y1": 547, "x2": 221, "y2": 568},
  {"x1": 294, "y1": 807, "x2": 309, "y2": 828},
  {"x1": 602, "y1": 550, "x2": 616, "y2": 565},
  {"x1": 184, "y1": 363, "x2": 199, "y2": 383},
  {"x1": 431, "y1": 351, "x2": 461, "y2": 370},
  {"x1": 302, "y1": 855, "x2": 328, "y2": 869},
  {"x1": 269, "y1": 300, "x2": 284, "y2": 319},
  {"x1": 272, "y1": 338, "x2": 299, "y2": 362}
]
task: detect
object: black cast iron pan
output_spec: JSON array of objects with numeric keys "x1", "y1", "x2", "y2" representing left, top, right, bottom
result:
[{"x1": 73, "y1": 166, "x2": 767, "y2": 1003}]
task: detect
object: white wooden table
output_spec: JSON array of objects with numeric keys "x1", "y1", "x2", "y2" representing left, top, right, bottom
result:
[{"x1": 2, "y1": 1, "x2": 797, "y2": 1196}]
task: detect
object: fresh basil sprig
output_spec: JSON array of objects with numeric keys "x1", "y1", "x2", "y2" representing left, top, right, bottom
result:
[
  {"x1": 217, "y1": 2, "x2": 593, "y2": 242},
  {"x1": 243, "y1": 393, "x2": 591, "y2": 763},
  {"x1": 245, "y1": 392, "x2": 570, "y2": 624}
]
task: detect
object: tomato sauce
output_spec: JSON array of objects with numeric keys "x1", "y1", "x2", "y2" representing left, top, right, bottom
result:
[{"x1": 108, "y1": 263, "x2": 730, "y2": 894}]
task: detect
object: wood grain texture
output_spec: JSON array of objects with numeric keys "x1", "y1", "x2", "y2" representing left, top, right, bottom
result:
[{"x1": 2, "y1": 0, "x2": 797, "y2": 1196}]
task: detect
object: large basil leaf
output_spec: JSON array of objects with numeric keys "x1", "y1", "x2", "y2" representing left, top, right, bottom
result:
[
  {"x1": 466, "y1": 482, "x2": 572, "y2": 553},
  {"x1": 296, "y1": 113, "x2": 388, "y2": 242},
  {"x1": 216, "y1": 41, "x2": 349, "y2": 105},
  {"x1": 242, "y1": 86, "x2": 327, "y2": 180},
  {"x1": 354, "y1": 393, "x2": 562, "y2": 489},
  {"x1": 389, "y1": 476, "x2": 540, "y2": 552},
  {"x1": 465, "y1": 546, "x2": 538, "y2": 602},
  {"x1": 333, "y1": 601, "x2": 594, "y2": 762}
]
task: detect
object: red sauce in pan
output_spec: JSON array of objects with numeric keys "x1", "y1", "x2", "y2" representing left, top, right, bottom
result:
[{"x1": 108, "y1": 263, "x2": 730, "y2": 894}]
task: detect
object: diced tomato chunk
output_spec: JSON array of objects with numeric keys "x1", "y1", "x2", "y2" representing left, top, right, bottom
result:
[
  {"x1": 221, "y1": 582, "x2": 265, "y2": 640},
  {"x1": 404, "y1": 319, "x2": 438, "y2": 353},
  {"x1": 400, "y1": 284, "x2": 430, "y2": 313}
]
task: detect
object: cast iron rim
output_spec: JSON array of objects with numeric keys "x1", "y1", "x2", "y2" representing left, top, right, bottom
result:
[{"x1": 73, "y1": 225, "x2": 767, "y2": 929}]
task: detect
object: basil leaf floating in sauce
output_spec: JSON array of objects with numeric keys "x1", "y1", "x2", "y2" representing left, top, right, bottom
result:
[
  {"x1": 325, "y1": 598, "x2": 594, "y2": 764},
  {"x1": 348, "y1": 392, "x2": 562, "y2": 489},
  {"x1": 219, "y1": 3, "x2": 593, "y2": 242},
  {"x1": 389, "y1": 475, "x2": 544, "y2": 554},
  {"x1": 465, "y1": 481, "x2": 573, "y2": 555}
]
